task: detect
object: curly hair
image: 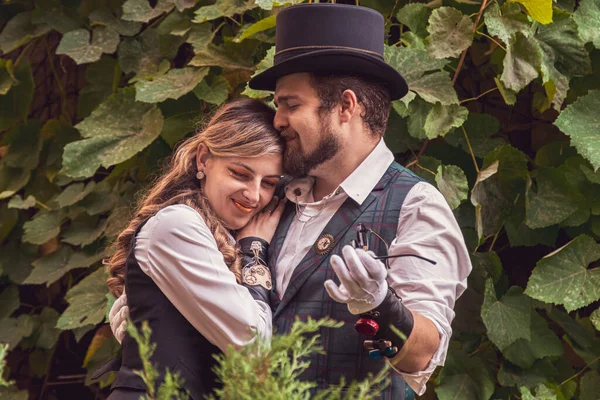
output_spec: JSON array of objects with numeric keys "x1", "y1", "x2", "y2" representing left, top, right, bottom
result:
[{"x1": 106, "y1": 99, "x2": 283, "y2": 297}]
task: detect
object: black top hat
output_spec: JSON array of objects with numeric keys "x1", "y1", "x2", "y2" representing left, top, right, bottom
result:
[{"x1": 248, "y1": 3, "x2": 408, "y2": 100}]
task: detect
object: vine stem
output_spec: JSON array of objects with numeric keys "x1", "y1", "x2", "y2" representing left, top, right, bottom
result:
[
  {"x1": 560, "y1": 355, "x2": 600, "y2": 387},
  {"x1": 461, "y1": 126, "x2": 479, "y2": 173},
  {"x1": 14, "y1": 39, "x2": 37, "y2": 68},
  {"x1": 452, "y1": 0, "x2": 489, "y2": 84},
  {"x1": 476, "y1": 30, "x2": 507, "y2": 51},
  {"x1": 415, "y1": 163, "x2": 436, "y2": 176},
  {"x1": 460, "y1": 87, "x2": 499, "y2": 104}
]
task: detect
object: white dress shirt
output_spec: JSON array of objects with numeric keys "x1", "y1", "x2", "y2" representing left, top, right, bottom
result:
[
  {"x1": 134, "y1": 204, "x2": 272, "y2": 353},
  {"x1": 276, "y1": 139, "x2": 472, "y2": 395}
]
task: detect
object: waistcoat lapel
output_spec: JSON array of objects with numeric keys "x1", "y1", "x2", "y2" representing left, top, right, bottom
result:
[{"x1": 268, "y1": 201, "x2": 296, "y2": 308}]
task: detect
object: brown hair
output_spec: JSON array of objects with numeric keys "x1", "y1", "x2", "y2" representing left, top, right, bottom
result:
[
  {"x1": 106, "y1": 99, "x2": 283, "y2": 297},
  {"x1": 309, "y1": 73, "x2": 391, "y2": 137}
]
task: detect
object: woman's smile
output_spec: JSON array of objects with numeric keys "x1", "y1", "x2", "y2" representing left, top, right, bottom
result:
[{"x1": 231, "y1": 199, "x2": 256, "y2": 214}]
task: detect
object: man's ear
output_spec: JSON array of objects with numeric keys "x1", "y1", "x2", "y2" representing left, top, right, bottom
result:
[
  {"x1": 339, "y1": 89, "x2": 359, "y2": 123},
  {"x1": 195, "y1": 143, "x2": 211, "y2": 172}
]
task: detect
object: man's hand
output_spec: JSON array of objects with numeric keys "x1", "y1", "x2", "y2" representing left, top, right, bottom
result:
[
  {"x1": 109, "y1": 293, "x2": 129, "y2": 344},
  {"x1": 324, "y1": 246, "x2": 388, "y2": 315}
]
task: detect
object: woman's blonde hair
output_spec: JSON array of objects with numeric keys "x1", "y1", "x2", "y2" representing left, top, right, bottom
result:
[{"x1": 106, "y1": 99, "x2": 283, "y2": 297}]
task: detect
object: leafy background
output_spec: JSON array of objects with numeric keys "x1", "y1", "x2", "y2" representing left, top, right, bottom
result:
[{"x1": 1, "y1": 0, "x2": 599, "y2": 398}]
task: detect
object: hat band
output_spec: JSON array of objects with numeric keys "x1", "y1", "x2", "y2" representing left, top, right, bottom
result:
[{"x1": 275, "y1": 45, "x2": 383, "y2": 60}]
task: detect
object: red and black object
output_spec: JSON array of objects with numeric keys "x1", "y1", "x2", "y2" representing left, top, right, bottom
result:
[{"x1": 354, "y1": 288, "x2": 414, "y2": 360}]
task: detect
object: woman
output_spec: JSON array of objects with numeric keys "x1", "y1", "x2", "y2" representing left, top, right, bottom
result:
[{"x1": 100, "y1": 99, "x2": 284, "y2": 399}]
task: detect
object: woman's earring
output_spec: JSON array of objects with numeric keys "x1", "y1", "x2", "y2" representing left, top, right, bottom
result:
[{"x1": 196, "y1": 171, "x2": 205, "y2": 180}]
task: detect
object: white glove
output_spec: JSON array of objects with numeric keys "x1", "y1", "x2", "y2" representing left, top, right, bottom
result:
[
  {"x1": 324, "y1": 245, "x2": 388, "y2": 315},
  {"x1": 109, "y1": 292, "x2": 129, "y2": 344}
]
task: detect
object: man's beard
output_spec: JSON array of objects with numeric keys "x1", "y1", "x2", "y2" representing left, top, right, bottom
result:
[{"x1": 283, "y1": 124, "x2": 341, "y2": 178}]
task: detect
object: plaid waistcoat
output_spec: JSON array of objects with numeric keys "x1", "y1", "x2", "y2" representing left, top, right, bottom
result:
[{"x1": 268, "y1": 162, "x2": 423, "y2": 399}]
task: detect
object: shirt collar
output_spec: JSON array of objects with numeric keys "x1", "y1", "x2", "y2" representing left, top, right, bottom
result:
[{"x1": 284, "y1": 139, "x2": 394, "y2": 206}]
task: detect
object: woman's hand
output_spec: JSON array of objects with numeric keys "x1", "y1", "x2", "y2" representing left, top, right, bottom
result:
[{"x1": 237, "y1": 196, "x2": 286, "y2": 244}]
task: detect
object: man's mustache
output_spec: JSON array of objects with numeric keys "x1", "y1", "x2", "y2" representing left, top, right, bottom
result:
[{"x1": 279, "y1": 128, "x2": 297, "y2": 140}]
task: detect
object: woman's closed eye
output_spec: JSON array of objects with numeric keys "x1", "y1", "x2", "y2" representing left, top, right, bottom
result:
[
  {"x1": 229, "y1": 168, "x2": 251, "y2": 180},
  {"x1": 261, "y1": 179, "x2": 279, "y2": 189}
]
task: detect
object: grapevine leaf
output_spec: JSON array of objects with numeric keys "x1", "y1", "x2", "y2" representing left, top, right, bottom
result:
[
  {"x1": 445, "y1": 113, "x2": 505, "y2": 157},
  {"x1": 55, "y1": 182, "x2": 96, "y2": 208},
  {"x1": 435, "y1": 345, "x2": 495, "y2": 400},
  {"x1": 187, "y1": 24, "x2": 254, "y2": 70},
  {"x1": 235, "y1": 15, "x2": 276, "y2": 43},
  {"x1": 410, "y1": 71, "x2": 459, "y2": 105},
  {"x1": 35, "y1": 308, "x2": 61, "y2": 349},
  {"x1": 498, "y1": 360, "x2": 555, "y2": 389},
  {"x1": 0, "y1": 12, "x2": 50, "y2": 54},
  {"x1": 481, "y1": 281, "x2": 532, "y2": 350},
  {"x1": 435, "y1": 165, "x2": 469, "y2": 210},
  {"x1": 2, "y1": 120, "x2": 43, "y2": 170},
  {"x1": 0, "y1": 315, "x2": 34, "y2": 350},
  {"x1": 573, "y1": 0, "x2": 600, "y2": 48},
  {"x1": 22, "y1": 210, "x2": 66, "y2": 245},
  {"x1": 62, "y1": 87, "x2": 164, "y2": 178},
  {"x1": 406, "y1": 97, "x2": 432, "y2": 139},
  {"x1": 77, "y1": 56, "x2": 119, "y2": 119},
  {"x1": 424, "y1": 103, "x2": 468, "y2": 138},
  {"x1": 61, "y1": 216, "x2": 108, "y2": 246},
  {"x1": 554, "y1": 90, "x2": 600, "y2": 171},
  {"x1": 0, "y1": 59, "x2": 35, "y2": 130},
  {"x1": 501, "y1": 32, "x2": 543, "y2": 92},
  {"x1": 122, "y1": 0, "x2": 174, "y2": 23},
  {"x1": 136, "y1": 67, "x2": 209, "y2": 103},
  {"x1": 8, "y1": 194, "x2": 37, "y2": 209},
  {"x1": 520, "y1": 384, "x2": 558, "y2": 400},
  {"x1": 0, "y1": 59, "x2": 17, "y2": 95},
  {"x1": 508, "y1": 0, "x2": 553, "y2": 24},
  {"x1": 426, "y1": 7, "x2": 474, "y2": 59},
  {"x1": 194, "y1": 0, "x2": 256, "y2": 23},
  {"x1": 397, "y1": 3, "x2": 432, "y2": 38},
  {"x1": 0, "y1": 286, "x2": 20, "y2": 320},
  {"x1": 525, "y1": 235, "x2": 600, "y2": 312},
  {"x1": 484, "y1": 3, "x2": 532, "y2": 45},
  {"x1": 31, "y1": 0, "x2": 83, "y2": 34},
  {"x1": 0, "y1": 165, "x2": 30, "y2": 200},
  {"x1": 242, "y1": 46, "x2": 275, "y2": 99},
  {"x1": 118, "y1": 29, "x2": 162, "y2": 76},
  {"x1": 25, "y1": 246, "x2": 73, "y2": 285},
  {"x1": 502, "y1": 311, "x2": 563, "y2": 368},
  {"x1": 590, "y1": 308, "x2": 600, "y2": 331},
  {"x1": 56, "y1": 268, "x2": 108, "y2": 330},
  {"x1": 193, "y1": 75, "x2": 231, "y2": 105},
  {"x1": 535, "y1": 10, "x2": 592, "y2": 78},
  {"x1": 255, "y1": 0, "x2": 301, "y2": 10},
  {"x1": 580, "y1": 371, "x2": 600, "y2": 400},
  {"x1": 89, "y1": 8, "x2": 142, "y2": 36},
  {"x1": 525, "y1": 168, "x2": 583, "y2": 229},
  {"x1": 384, "y1": 45, "x2": 449, "y2": 84},
  {"x1": 56, "y1": 27, "x2": 120, "y2": 65},
  {"x1": 471, "y1": 146, "x2": 529, "y2": 237}
]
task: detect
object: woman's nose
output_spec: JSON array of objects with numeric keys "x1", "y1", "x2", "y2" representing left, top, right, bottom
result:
[{"x1": 242, "y1": 181, "x2": 261, "y2": 205}]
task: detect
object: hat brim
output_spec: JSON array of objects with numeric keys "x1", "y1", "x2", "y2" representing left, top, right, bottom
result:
[{"x1": 248, "y1": 49, "x2": 409, "y2": 101}]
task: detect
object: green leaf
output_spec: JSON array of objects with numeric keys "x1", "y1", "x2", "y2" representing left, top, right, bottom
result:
[
  {"x1": 0, "y1": 285, "x2": 20, "y2": 320},
  {"x1": 435, "y1": 165, "x2": 469, "y2": 210},
  {"x1": 35, "y1": 308, "x2": 61, "y2": 349},
  {"x1": 89, "y1": 8, "x2": 142, "y2": 36},
  {"x1": 0, "y1": 59, "x2": 17, "y2": 95},
  {"x1": 118, "y1": 29, "x2": 162, "y2": 76},
  {"x1": 525, "y1": 235, "x2": 600, "y2": 312},
  {"x1": 62, "y1": 87, "x2": 164, "y2": 178},
  {"x1": 498, "y1": 359, "x2": 556, "y2": 388},
  {"x1": 25, "y1": 246, "x2": 73, "y2": 285},
  {"x1": 502, "y1": 311, "x2": 563, "y2": 368},
  {"x1": 424, "y1": 103, "x2": 468, "y2": 139},
  {"x1": 501, "y1": 32, "x2": 543, "y2": 92},
  {"x1": 535, "y1": 10, "x2": 592, "y2": 78},
  {"x1": 484, "y1": 3, "x2": 533, "y2": 45},
  {"x1": 406, "y1": 97, "x2": 432, "y2": 139},
  {"x1": 0, "y1": 315, "x2": 34, "y2": 350},
  {"x1": 0, "y1": 164, "x2": 30, "y2": 200},
  {"x1": 0, "y1": 59, "x2": 35, "y2": 130},
  {"x1": 77, "y1": 56, "x2": 119, "y2": 119},
  {"x1": 56, "y1": 268, "x2": 108, "y2": 330},
  {"x1": 242, "y1": 45, "x2": 275, "y2": 98},
  {"x1": 508, "y1": 0, "x2": 553, "y2": 24},
  {"x1": 61, "y1": 215, "x2": 108, "y2": 246},
  {"x1": 445, "y1": 113, "x2": 505, "y2": 157},
  {"x1": 235, "y1": 15, "x2": 276, "y2": 43},
  {"x1": 187, "y1": 25, "x2": 255, "y2": 71},
  {"x1": 194, "y1": 0, "x2": 256, "y2": 23},
  {"x1": 255, "y1": 0, "x2": 300, "y2": 10},
  {"x1": 2, "y1": 120, "x2": 43, "y2": 170},
  {"x1": 554, "y1": 90, "x2": 600, "y2": 171},
  {"x1": 580, "y1": 370, "x2": 600, "y2": 400},
  {"x1": 56, "y1": 27, "x2": 119, "y2": 65},
  {"x1": 426, "y1": 7, "x2": 474, "y2": 59},
  {"x1": 411, "y1": 72, "x2": 459, "y2": 105},
  {"x1": 574, "y1": 0, "x2": 600, "y2": 48},
  {"x1": 520, "y1": 384, "x2": 558, "y2": 400},
  {"x1": 435, "y1": 345, "x2": 495, "y2": 400},
  {"x1": 590, "y1": 308, "x2": 600, "y2": 331},
  {"x1": 193, "y1": 75, "x2": 231, "y2": 105},
  {"x1": 482, "y1": 281, "x2": 532, "y2": 350},
  {"x1": 0, "y1": 12, "x2": 50, "y2": 54},
  {"x1": 0, "y1": 387, "x2": 28, "y2": 400},
  {"x1": 397, "y1": 3, "x2": 432, "y2": 38},
  {"x1": 136, "y1": 67, "x2": 209, "y2": 103},
  {"x1": 8, "y1": 194, "x2": 36, "y2": 209},
  {"x1": 31, "y1": 0, "x2": 83, "y2": 34},
  {"x1": 55, "y1": 181, "x2": 96, "y2": 208},
  {"x1": 471, "y1": 146, "x2": 529, "y2": 237},
  {"x1": 22, "y1": 210, "x2": 66, "y2": 245},
  {"x1": 122, "y1": 0, "x2": 174, "y2": 22},
  {"x1": 525, "y1": 168, "x2": 584, "y2": 229}
]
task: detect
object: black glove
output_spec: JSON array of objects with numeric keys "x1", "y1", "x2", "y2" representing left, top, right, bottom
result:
[
  {"x1": 238, "y1": 237, "x2": 272, "y2": 305},
  {"x1": 368, "y1": 288, "x2": 414, "y2": 352}
]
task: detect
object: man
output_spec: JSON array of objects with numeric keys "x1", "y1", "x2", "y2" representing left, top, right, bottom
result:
[
  {"x1": 246, "y1": 3, "x2": 471, "y2": 397},
  {"x1": 110, "y1": 3, "x2": 471, "y2": 398}
]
